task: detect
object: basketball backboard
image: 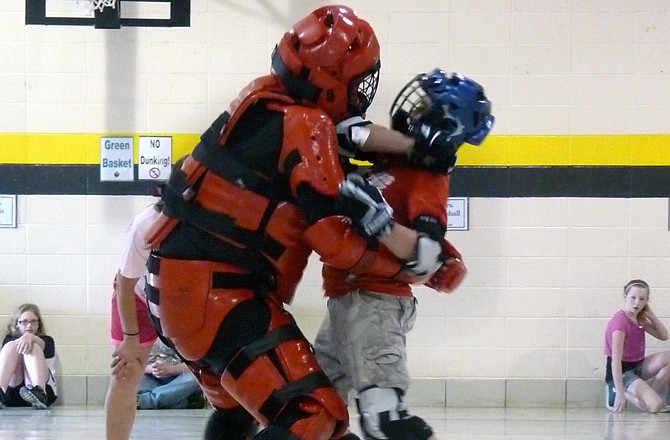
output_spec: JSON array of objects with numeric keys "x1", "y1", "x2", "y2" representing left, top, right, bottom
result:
[{"x1": 25, "y1": 0, "x2": 190, "y2": 29}]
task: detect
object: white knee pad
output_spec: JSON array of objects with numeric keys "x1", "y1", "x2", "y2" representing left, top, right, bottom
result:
[
  {"x1": 357, "y1": 387, "x2": 433, "y2": 440},
  {"x1": 357, "y1": 387, "x2": 404, "y2": 439}
]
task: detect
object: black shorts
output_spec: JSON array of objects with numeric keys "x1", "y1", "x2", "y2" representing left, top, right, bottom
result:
[{"x1": 605, "y1": 356, "x2": 642, "y2": 386}]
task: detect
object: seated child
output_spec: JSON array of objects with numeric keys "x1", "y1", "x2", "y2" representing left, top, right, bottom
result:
[
  {"x1": 0, "y1": 303, "x2": 57, "y2": 409},
  {"x1": 137, "y1": 339, "x2": 205, "y2": 409}
]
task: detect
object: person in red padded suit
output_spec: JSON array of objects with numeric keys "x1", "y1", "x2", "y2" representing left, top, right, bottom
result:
[
  {"x1": 130, "y1": 6, "x2": 459, "y2": 440},
  {"x1": 315, "y1": 69, "x2": 495, "y2": 440}
]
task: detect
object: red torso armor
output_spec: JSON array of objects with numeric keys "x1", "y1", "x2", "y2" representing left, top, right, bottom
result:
[{"x1": 148, "y1": 75, "x2": 389, "y2": 305}]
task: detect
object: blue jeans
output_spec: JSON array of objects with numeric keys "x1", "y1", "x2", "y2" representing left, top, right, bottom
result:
[{"x1": 137, "y1": 371, "x2": 202, "y2": 409}]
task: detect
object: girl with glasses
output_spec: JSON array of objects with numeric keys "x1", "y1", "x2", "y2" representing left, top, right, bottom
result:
[{"x1": 0, "y1": 303, "x2": 57, "y2": 409}]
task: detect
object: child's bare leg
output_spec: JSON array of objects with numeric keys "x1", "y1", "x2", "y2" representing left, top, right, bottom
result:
[
  {"x1": 22, "y1": 343, "x2": 49, "y2": 388},
  {"x1": 0, "y1": 341, "x2": 24, "y2": 390}
]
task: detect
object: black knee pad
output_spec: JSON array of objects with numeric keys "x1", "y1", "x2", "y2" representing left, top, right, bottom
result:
[
  {"x1": 378, "y1": 416, "x2": 433, "y2": 440},
  {"x1": 254, "y1": 426, "x2": 301, "y2": 440},
  {"x1": 205, "y1": 407, "x2": 257, "y2": 440}
]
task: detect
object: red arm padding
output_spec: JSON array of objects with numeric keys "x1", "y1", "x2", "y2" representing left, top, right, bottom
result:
[
  {"x1": 303, "y1": 216, "x2": 404, "y2": 278},
  {"x1": 425, "y1": 240, "x2": 467, "y2": 293}
]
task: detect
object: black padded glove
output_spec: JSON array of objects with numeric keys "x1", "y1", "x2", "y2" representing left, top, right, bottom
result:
[
  {"x1": 407, "y1": 123, "x2": 459, "y2": 174},
  {"x1": 390, "y1": 108, "x2": 411, "y2": 134},
  {"x1": 337, "y1": 173, "x2": 394, "y2": 238}
]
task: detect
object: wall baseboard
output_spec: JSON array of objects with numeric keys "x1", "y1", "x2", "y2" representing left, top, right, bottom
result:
[
  {"x1": 54, "y1": 376, "x2": 605, "y2": 408},
  {"x1": 403, "y1": 378, "x2": 604, "y2": 408}
]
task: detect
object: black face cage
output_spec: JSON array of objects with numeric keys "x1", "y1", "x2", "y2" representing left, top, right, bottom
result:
[
  {"x1": 390, "y1": 74, "x2": 461, "y2": 133},
  {"x1": 389, "y1": 74, "x2": 429, "y2": 128},
  {"x1": 348, "y1": 60, "x2": 381, "y2": 116}
]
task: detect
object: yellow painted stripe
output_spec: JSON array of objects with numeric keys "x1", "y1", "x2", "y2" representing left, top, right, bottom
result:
[
  {"x1": 458, "y1": 135, "x2": 670, "y2": 166},
  {"x1": 1, "y1": 133, "x2": 669, "y2": 166},
  {"x1": 0, "y1": 134, "x2": 200, "y2": 165}
]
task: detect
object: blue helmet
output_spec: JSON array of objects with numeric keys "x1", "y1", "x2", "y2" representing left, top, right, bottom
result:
[{"x1": 390, "y1": 69, "x2": 494, "y2": 146}]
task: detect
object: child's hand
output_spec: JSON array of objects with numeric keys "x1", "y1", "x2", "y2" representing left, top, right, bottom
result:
[
  {"x1": 16, "y1": 333, "x2": 33, "y2": 355},
  {"x1": 613, "y1": 393, "x2": 626, "y2": 413},
  {"x1": 640, "y1": 305, "x2": 657, "y2": 324},
  {"x1": 643, "y1": 304, "x2": 655, "y2": 317},
  {"x1": 151, "y1": 359, "x2": 167, "y2": 378}
]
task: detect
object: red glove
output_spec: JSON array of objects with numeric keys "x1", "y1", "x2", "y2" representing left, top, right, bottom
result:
[{"x1": 425, "y1": 240, "x2": 467, "y2": 293}]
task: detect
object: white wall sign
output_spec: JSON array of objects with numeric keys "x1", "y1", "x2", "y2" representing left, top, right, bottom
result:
[
  {"x1": 100, "y1": 137, "x2": 134, "y2": 181},
  {"x1": 138, "y1": 136, "x2": 172, "y2": 181},
  {"x1": 0, "y1": 195, "x2": 17, "y2": 228},
  {"x1": 447, "y1": 197, "x2": 469, "y2": 231}
]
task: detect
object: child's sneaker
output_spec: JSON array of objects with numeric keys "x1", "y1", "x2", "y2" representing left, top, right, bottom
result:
[
  {"x1": 606, "y1": 384, "x2": 616, "y2": 411},
  {"x1": 0, "y1": 387, "x2": 6, "y2": 409},
  {"x1": 20, "y1": 385, "x2": 48, "y2": 409}
]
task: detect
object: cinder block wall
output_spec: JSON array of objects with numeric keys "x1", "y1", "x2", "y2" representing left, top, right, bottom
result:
[{"x1": 1, "y1": 1, "x2": 669, "y2": 408}]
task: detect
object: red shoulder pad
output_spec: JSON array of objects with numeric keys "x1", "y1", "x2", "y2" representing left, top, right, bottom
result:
[
  {"x1": 280, "y1": 106, "x2": 344, "y2": 199},
  {"x1": 219, "y1": 75, "x2": 294, "y2": 145}
]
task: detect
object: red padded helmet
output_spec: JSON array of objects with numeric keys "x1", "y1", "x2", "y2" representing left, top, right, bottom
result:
[{"x1": 271, "y1": 5, "x2": 381, "y2": 123}]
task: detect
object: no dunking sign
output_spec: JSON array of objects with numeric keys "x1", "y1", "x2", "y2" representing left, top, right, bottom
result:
[{"x1": 138, "y1": 136, "x2": 172, "y2": 181}]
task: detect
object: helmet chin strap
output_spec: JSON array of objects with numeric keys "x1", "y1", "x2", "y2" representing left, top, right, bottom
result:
[{"x1": 271, "y1": 46, "x2": 321, "y2": 102}]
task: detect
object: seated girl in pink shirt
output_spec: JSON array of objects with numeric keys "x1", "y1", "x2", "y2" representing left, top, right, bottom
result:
[{"x1": 604, "y1": 279, "x2": 670, "y2": 413}]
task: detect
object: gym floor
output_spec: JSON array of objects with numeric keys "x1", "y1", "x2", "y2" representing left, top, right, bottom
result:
[{"x1": 0, "y1": 406, "x2": 669, "y2": 439}]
